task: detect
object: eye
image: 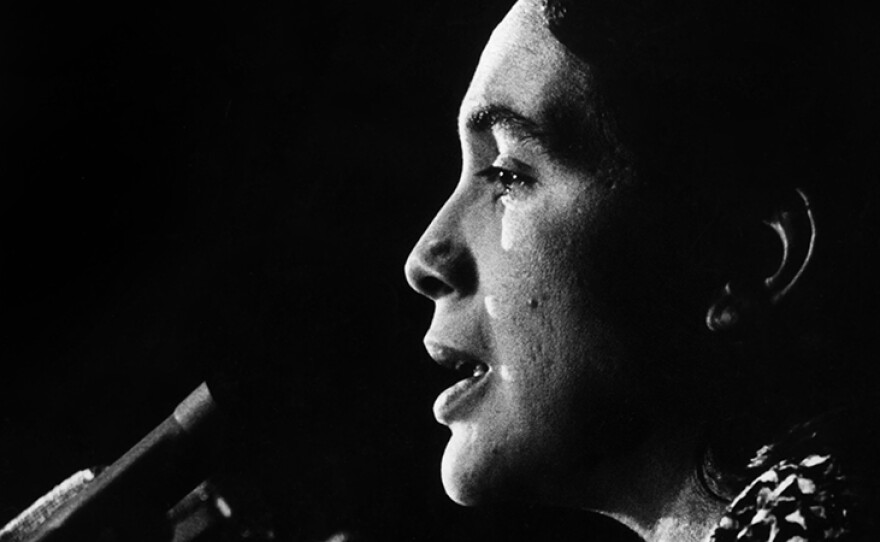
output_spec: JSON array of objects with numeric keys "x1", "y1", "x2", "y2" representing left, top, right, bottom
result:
[{"x1": 476, "y1": 166, "x2": 536, "y2": 198}]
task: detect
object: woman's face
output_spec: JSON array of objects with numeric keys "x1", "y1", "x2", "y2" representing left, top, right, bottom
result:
[{"x1": 405, "y1": 0, "x2": 671, "y2": 507}]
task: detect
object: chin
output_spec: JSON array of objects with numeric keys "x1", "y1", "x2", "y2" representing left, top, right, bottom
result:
[
  {"x1": 438, "y1": 429, "x2": 501, "y2": 505},
  {"x1": 440, "y1": 426, "x2": 532, "y2": 506},
  {"x1": 441, "y1": 459, "x2": 493, "y2": 506},
  {"x1": 440, "y1": 438, "x2": 481, "y2": 505}
]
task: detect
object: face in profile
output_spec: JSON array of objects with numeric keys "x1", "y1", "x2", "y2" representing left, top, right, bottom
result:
[{"x1": 405, "y1": 0, "x2": 678, "y2": 508}]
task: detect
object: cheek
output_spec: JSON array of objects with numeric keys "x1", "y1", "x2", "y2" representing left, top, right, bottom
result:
[
  {"x1": 500, "y1": 200, "x2": 532, "y2": 251},
  {"x1": 483, "y1": 254, "x2": 582, "y2": 385},
  {"x1": 483, "y1": 181, "x2": 618, "y2": 364},
  {"x1": 487, "y1": 211, "x2": 618, "y2": 385},
  {"x1": 483, "y1": 295, "x2": 505, "y2": 319}
]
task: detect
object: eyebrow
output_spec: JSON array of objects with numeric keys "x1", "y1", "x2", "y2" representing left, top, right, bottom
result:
[
  {"x1": 462, "y1": 104, "x2": 546, "y2": 148},
  {"x1": 460, "y1": 102, "x2": 598, "y2": 167}
]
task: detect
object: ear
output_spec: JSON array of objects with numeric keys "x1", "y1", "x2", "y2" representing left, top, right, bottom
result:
[{"x1": 706, "y1": 188, "x2": 817, "y2": 333}]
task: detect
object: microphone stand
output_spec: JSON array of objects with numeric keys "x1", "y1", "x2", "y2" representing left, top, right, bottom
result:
[{"x1": 3, "y1": 384, "x2": 218, "y2": 542}]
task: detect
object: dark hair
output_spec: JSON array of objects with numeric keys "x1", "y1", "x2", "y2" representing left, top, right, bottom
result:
[{"x1": 540, "y1": 0, "x2": 880, "y2": 490}]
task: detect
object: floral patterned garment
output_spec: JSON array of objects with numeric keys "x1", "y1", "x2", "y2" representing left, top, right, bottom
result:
[
  {"x1": 710, "y1": 452, "x2": 853, "y2": 541},
  {"x1": 709, "y1": 408, "x2": 877, "y2": 542}
]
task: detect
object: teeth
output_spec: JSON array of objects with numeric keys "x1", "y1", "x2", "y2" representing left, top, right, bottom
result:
[{"x1": 452, "y1": 360, "x2": 488, "y2": 378}]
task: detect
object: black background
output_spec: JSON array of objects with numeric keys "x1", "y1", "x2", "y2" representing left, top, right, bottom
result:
[
  {"x1": 0, "y1": 1, "x2": 632, "y2": 540},
  {"x1": 4, "y1": 2, "x2": 879, "y2": 542}
]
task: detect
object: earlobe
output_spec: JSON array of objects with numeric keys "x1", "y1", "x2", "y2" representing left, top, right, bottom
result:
[{"x1": 706, "y1": 188, "x2": 817, "y2": 333}]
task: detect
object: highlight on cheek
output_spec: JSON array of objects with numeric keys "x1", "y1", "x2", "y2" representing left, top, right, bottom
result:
[
  {"x1": 484, "y1": 294, "x2": 521, "y2": 321},
  {"x1": 498, "y1": 365, "x2": 515, "y2": 382},
  {"x1": 484, "y1": 295, "x2": 502, "y2": 319},
  {"x1": 500, "y1": 209, "x2": 530, "y2": 251}
]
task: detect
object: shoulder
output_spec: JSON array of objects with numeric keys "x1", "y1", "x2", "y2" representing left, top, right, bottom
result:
[{"x1": 710, "y1": 407, "x2": 880, "y2": 542}]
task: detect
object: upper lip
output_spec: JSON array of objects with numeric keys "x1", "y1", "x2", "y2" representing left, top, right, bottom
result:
[{"x1": 424, "y1": 340, "x2": 487, "y2": 374}]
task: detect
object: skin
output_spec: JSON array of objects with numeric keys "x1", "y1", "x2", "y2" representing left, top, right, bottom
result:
[{"x1": 405, "y1": 1, "x2": 728, "y2": 540}]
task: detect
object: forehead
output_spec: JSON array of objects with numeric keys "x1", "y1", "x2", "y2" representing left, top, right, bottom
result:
[{"x1": 459, "y1": 0, "x2": 590, "y2": 131}]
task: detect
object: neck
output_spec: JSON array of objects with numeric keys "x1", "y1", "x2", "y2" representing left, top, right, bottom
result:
[
  {"x1": 582, "y1": 424, "x2": 730, "y2": 542},
  {"x1": 634, "y1": 469, "x2": 726, "y2": 542}
]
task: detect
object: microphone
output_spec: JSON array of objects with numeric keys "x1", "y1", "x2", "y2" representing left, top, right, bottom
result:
[
  {"x1": 3, "y1": 384, "x2": 219, "y2": 542},
  {"x1": 1, "y1": 256, "x2": 399, "y2": 542}
]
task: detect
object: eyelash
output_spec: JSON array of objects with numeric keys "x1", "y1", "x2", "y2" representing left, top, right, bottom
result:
[{"x1": 476, "y1": 166, "x2": 536, "y2": 198}]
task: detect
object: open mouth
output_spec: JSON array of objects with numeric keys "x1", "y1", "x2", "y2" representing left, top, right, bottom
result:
[
  {"x1": 453, "y1": 359, "x2": 489, "y2": 380},
  {"x1": 431, "y1": 353, "x2": 491, "y2": 424}
]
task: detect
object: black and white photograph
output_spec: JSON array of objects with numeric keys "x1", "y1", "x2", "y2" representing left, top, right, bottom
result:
[{"x1": 3, "y1": 2, "x2": 879, "y2": 541}]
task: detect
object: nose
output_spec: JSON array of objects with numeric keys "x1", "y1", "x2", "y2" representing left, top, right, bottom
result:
[{"x1": 404, "y1": 197, "x2": 477, "y2": 300}]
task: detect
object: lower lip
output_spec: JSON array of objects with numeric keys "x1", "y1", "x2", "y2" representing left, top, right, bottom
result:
[{"x1": 433, "y1": 371, "x2": 490, "y2": 424}]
